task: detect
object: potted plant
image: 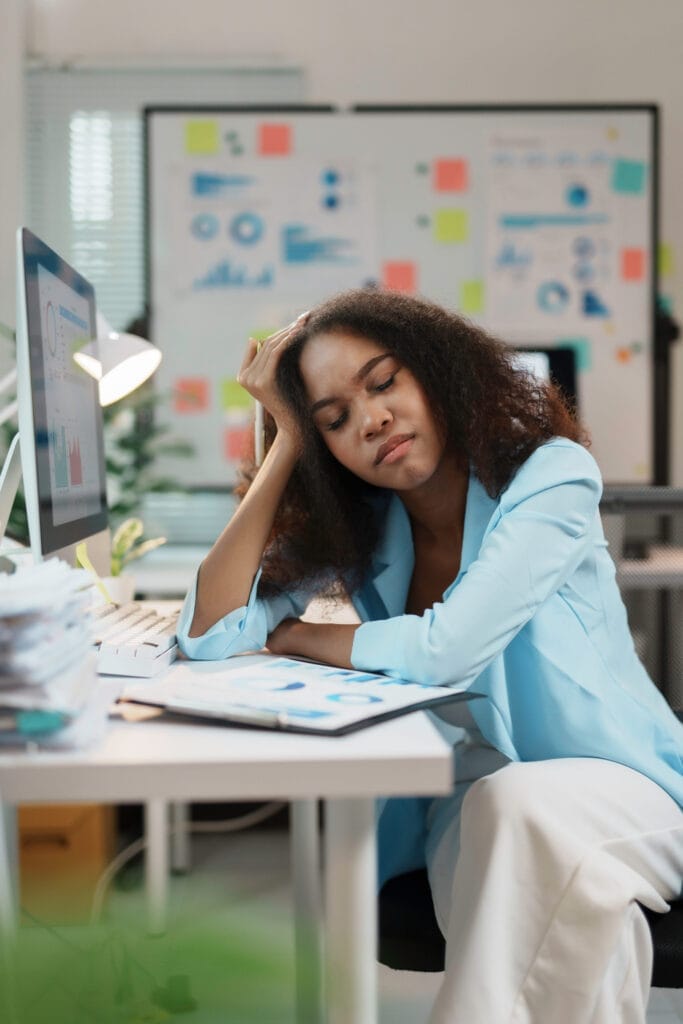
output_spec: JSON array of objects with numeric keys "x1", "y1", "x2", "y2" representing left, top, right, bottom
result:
[{"x1": 101, "y1": 517, "x2": 167, "y2": 605}]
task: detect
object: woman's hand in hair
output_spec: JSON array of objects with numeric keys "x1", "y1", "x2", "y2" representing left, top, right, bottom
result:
[{"x1": 237, "y1": 313, "x2": 309, "y2": 446}]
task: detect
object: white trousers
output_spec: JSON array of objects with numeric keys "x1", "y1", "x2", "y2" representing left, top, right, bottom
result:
[{"x1": 425, "y1": 756, "x2": 683, "y2": 1024}]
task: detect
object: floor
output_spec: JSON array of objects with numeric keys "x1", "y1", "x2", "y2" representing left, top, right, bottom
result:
[{"x1": 16, "y1": 823, "x2": 683, "y2": 1022}]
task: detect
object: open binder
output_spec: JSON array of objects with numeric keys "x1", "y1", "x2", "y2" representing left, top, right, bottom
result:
[{"x1": 121, "y1": 654, "x2": 481, "y2": 736}]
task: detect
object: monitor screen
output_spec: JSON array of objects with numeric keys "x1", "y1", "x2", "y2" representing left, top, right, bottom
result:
[
  {"x1": 511, "y1": 346, "x2": 578, "y2": 412},
  {"x1": 16, "y1": 227, "x2": 108, "y2": 561}
]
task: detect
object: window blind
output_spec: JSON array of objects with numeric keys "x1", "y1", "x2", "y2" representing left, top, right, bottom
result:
[{"x1": 25, "y1": 63, "x2": 306, "y2": 331}]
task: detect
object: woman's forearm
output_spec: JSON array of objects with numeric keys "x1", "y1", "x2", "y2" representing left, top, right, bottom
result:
[
  {"x1": 267, "y1": 619, "x2": 357, "y2": 668},
  {"x1": 188, "y1": 433, "x2": 298, "y2": 637}
]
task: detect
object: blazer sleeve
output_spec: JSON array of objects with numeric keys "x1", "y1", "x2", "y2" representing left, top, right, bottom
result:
[
  {"x1": 350, "y1": 441, "x2": 603, "y2": 687},
  {"x1": 176, "y1": 566, "x2": 318, "y2": 661}
]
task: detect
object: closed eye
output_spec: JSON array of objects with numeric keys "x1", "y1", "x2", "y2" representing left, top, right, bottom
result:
[
  {"x1": 326, "y1": 411, "x2": 348, "y2": 432},
  {"x1": 374, "y1": 373, "x2": 396, "y2": 392}
]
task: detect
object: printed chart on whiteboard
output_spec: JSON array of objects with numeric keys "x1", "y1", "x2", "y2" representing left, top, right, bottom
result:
[{"x1": 147, "y1": 107, "x2": 656, "y2": 487}]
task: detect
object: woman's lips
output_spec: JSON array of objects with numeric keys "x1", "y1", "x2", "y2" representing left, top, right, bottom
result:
[{"x1": 375, "y1": 434, "x2": 415, "y2": 466}]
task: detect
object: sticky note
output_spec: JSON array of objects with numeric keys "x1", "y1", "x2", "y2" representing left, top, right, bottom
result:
[
  {"x1": 558, "y1": 337, "x2": 592, "y2": 372},
  {"x1": 382, "y1": 261, "x2": 417, "y2": 293},
  {"x1": 221, "y1": 379, "x2": 253, "y2": 412},
  {"x1": 185, "y1": 121, "x2": 220, "y2": 155},
  {"x1": 250, "y1": 326, "x2": 278, "y2": 343},
  {"x1": 460, "y1": 280, "x2": 484, "y2": 314},
  {"x1": 611, "y1": 159, "x2": 646, "y2": 195},
  {"x1": 621, "y1": 248, "x2": 645, "y2": 282},
  {"x1": 174, "y1": 378, "x2": 209, "y2": 413},
  {"x1": 224, "y1": 425, "x2": 252, "y2": 461},
  {"x1": 258, "y1": 123, "x2": 291, "y2": 156},
  {"x1": 434, "y1": 209, "x2": 469, "y2": 243},
  {"x1": 659, "y1": 244, "x2": 675, "y2": 278},
  {"x1": 434, "y1": 159, "x2": 468, "y2": 192}
]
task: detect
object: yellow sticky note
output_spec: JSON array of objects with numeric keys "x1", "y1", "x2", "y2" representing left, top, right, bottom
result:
[
  {"x1": 434, "y1": 209, "x2": 469, "y2": 243},
  {"x1": 185, "y1": 120, "x2": 220, "y2": 155},
  {"x1": 460, "y1": 280, "x2": 484, "y2": 313},
  {"x1": 221, "y1": 378, "x2": 253, "y2": 412},
  {"x1": 659, "y1": 244, "x2": 675, "y2": 278}
]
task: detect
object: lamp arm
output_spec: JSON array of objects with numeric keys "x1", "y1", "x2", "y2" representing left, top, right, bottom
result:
[{"x1": 0, "y1": 433, "x2": 21, "y2": 546}]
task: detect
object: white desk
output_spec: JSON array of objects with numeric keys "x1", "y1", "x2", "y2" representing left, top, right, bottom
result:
[{"x1": 0, "y1": 672, "x2": 452, "y2": 1024}]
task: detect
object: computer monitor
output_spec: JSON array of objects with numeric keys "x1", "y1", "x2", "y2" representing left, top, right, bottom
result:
[
  {"x1": 511, "y1": 346, "x2": 579, "y2": 412},
  {"x1": 4, "y1": 227, "x2": 110, "y2": 573}
]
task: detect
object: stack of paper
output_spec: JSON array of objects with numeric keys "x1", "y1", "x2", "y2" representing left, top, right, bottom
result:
[{"x1": 0, "y1": 559, "x2": 99, "y2": 745}]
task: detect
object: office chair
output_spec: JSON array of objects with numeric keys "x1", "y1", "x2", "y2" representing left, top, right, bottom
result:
[
  {"x1": 378, "y1": 867, "x2": 683, "y2": 988},
  {"x1": 378, "y1": 713, "x2": 683, "y2": 988}
]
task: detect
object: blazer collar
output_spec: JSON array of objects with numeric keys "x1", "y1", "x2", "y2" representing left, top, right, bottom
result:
[{"x1": 365, "y1": 473, "x2": 499, "y2": 616}]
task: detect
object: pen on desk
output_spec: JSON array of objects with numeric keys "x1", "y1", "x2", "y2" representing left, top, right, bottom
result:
[
  {"x1": 254, "y1": 399, "x2": 265, "y2": 468},
  {"x1": 167, "y1": 697, "x2": 288, "y2": 729}
]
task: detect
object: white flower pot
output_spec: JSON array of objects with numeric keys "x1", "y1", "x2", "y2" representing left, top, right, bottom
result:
[{"x1": 101, "y1": 573, "x2": 136, "y2": 606}]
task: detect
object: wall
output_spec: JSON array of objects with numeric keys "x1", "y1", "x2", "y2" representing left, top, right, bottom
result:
[
  {"x1": 0, "y1": 0, "x2": 24, "y2": 336},
  {"x1": 6, "y1": 0, "x2": 683, "y2": 477}
]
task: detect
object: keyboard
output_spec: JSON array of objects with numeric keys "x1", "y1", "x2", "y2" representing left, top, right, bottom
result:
[{"x1": 92, "y1": 601, "x2": 180, "y2": 677}]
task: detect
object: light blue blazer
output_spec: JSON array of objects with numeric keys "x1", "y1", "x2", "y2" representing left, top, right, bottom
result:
[{"x1": 178, "y1": 439, "x2": 683, "y2": 823}]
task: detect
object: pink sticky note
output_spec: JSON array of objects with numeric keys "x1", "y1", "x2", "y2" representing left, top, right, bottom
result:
[
  {"x1": 621, "y1": 248, "x2": 645, "y2": 282},
  {"x1": 258, "y1": 123, "x2": 291, "y2": 156},
  {"x1": 434, "y1": 159, "x2": 468, "y2": 192},
  {"x1": 174, "y1": 378, "x2": 209, "y2": 413},
  {"x1": 382, "y1": 261, "x2": 417, "y2": 294},
  {"x1": 224, "y1": 425, "x2": 252, "y2": 461}
]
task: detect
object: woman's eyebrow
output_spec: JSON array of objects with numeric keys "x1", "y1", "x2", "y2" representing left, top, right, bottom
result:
[{"x1": 310, "y1": 354, "x2": 393, "y2": 415}]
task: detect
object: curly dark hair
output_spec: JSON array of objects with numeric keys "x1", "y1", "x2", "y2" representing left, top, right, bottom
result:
[{"x1": 237, "y1": 289, "x2": 588, "y2": 597}]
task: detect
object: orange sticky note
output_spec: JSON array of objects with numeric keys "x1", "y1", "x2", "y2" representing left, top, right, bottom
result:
[
  {"x1": 382, "y1": 262, "x2": 417, "y2": 293},
  {"x1": 224, "y1": 425, "x2": 252, "y2": 461},
  {"x1": 174, "y1": 378, "x2": 209, "y2": 413},
  {"x1": 434, "y1": 159, "x2": 468, "y2": 192},
  {"x1": 258, "y1": 123, "x2": 291, "y2": 156},
  {"x1": 621, "y1": 248, "x2": 645, "y2": 282}
]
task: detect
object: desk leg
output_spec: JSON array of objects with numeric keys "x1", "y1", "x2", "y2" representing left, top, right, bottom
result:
[
  {"x1": 170, "y1": 801, "x2": 190, "y2": 873},
  {"x1": 145, "y1": 799, "x2": 168, "y2": 935},
  {"x1": 0, "y1": 798, "x2": 19, "y2": 1024},
  {"x1": 324, "y1": 798, "x2": 377, "y2": 1024},
  {"x1": 291, "y1": 800, "x2": 323, "y2": 1024},
  {"x1": 0, "y1": 799, "x2": 17, "y2": 943}
]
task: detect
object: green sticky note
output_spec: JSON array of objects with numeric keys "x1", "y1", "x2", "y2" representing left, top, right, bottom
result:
[
  {"x1": 559, "y1": 337, "x2": 592, "y2": 372},
  {"x1": 434, "y1": 209, "x2": 468, "y2": 243},
  {"x1": 659, "y1": 244, "x2": 675, "y2": 278},
  {"x1": 611, "y1": 159, "x2": 645, "y2": 195},
  {"x1": 185, "y1": 120, "x2": 220, "y2": 155},
  {"x1": 460, "y1": 280, "x2": 484, "y2": 313},
  {"x1": 221, "y1": 378, "x2": 253, "y2": 411}
]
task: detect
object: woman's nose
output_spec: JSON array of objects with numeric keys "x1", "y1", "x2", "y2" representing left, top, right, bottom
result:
[{"x1": 362, "y1": 404, "x2": 391, "y2": 439}]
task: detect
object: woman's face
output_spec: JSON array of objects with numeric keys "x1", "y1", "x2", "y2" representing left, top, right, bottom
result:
[{"x1": 298, "y1": 330, "x2": 446, "y2": 491}]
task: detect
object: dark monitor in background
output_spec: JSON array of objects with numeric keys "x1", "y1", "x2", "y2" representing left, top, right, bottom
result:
[
  {"x1": 511, "y1": 346, "x2": 579, "y2": 412},
  {"x1": 11, "y1": 227, "x2": 110, "y2": 573}
]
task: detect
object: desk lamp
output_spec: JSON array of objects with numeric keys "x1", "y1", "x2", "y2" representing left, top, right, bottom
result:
[
  {"x1": 0, "y1": 322, "x2": 17, "y2": 427},
  {"x1": 73, "y1": 313, "x2": 162, "y2": 406}
]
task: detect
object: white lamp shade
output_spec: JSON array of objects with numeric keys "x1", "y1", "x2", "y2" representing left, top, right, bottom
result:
[{"x1": 73, "y1": 314, "x2": 162, "y2": 406}]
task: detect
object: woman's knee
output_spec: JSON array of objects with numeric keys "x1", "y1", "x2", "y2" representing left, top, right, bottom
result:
[{"x1": 461, "y1": 761, "x2": 550, "y2": 838}]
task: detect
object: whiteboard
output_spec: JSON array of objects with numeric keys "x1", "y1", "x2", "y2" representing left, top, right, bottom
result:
[{"x1": 146, "y1": 105, "x2": 657, "y2": 486}]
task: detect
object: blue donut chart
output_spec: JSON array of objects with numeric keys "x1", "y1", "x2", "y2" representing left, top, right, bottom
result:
[{"x1": 229, "y1": 211, "x2": 265, "y2": 245}]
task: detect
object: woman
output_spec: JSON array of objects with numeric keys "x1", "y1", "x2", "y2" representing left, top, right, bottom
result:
[{"x1": 178, "y1": 290, "x2": 683, "y2": 1023}]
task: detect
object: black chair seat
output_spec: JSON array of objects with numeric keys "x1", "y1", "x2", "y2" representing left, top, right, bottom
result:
[{"x1": 378, "y1": 867, "x2": 683, "y2": 987}]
